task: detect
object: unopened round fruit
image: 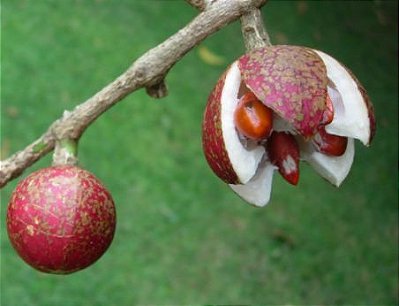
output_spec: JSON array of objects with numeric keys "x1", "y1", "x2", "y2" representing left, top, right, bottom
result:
[{"x1": 6, "y1": 166, "x2": 116, "y2": 274}]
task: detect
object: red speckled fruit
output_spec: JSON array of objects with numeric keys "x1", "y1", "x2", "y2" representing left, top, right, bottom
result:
[
  {"x1": 6, "y1": 166, "x2": 116, "y2": 274},
  {"x1": 202, "y1": 45, "x2": 376, "y2": 207}
]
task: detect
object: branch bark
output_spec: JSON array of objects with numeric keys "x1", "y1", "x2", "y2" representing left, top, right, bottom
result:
[
  {"x1": 0, "y1": 0, "x2": 269, "y2": 188},
  {"x1": 185, "y1": 0, "x2": 209, "y2": 11}
]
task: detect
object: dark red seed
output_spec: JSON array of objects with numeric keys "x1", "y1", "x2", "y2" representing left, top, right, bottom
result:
[
  {"x1": 267, "y1": 131, "x2": 300, "y2": 185},
  {"x1": 313, "y1": 127, "x2": 348, "y2": 156}
]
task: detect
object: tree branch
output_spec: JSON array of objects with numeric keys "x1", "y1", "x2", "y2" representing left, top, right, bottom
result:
[
  {"x1": 185, "y1": 0, "x2": 209, "y2": 11},
  {"x1": 0, "y1": 0, "x2": 268, "y2": 188}
]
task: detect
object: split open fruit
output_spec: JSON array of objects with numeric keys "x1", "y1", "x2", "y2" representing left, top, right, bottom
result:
[
  {"x1": 202, "y1": 45, "x2": 375, "y2": 207},
  {"x1": 6, "y1": 165, "x2": 116, "y2": 274}
]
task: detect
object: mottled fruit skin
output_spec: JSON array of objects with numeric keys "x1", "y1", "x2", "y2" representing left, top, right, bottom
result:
[
  {"x1": 313, "y1": 127, "x2": 348, "y2": 156},
  {"x1": 267, "y1": 132, "x2": 300, "y2": 185},
  {"x1": 7, "y1": 166, "x2": 116, "y2": 274},
  {"x1": 234, "y1": 92, "x2": 273, "y2": 141},
  {"x1": 238, "y1": 45, "x2": 328, "y2": 138}
]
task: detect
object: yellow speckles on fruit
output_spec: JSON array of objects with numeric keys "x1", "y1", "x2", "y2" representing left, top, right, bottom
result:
[
  {"x1": 7, "y1": 165, "x2": 116, "y2": 274},
  {"x1": 26, "y1": 225, "x2": 35, "y2": 236},
  {"x1": 295, "y1": 113, "x2": 304, "y2": 121},
  {"x1": 80, "y1": 212, "x2": 90, "y2": 226}
]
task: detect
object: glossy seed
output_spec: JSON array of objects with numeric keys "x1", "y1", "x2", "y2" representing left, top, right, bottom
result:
[
  {"x1": 267, "y1": 131, "x2": 300, "y2": 185},
  {"x1": 313, "y1": 126, "x2": 348, "y2": 156},
  {"x1": 234, "y1": 92, "x2": 274, "y2": 141}
]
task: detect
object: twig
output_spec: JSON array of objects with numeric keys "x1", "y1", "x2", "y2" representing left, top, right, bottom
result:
[{"x1": 0, "y1": 0, "x2": 268, "y2": 188}]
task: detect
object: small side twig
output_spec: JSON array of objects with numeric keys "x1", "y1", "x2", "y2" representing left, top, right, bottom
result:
[{"x1": 146, "y1": 80, "x2": 169, "y2": 99}]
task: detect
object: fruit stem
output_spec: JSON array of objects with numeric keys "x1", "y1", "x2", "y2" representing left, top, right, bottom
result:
[
  {"x1": 240, "y1": 7, "x2": 272, "y2": 52},
  {"x1": 52, "y1": 138, "x2": 79, "y2": 166}
]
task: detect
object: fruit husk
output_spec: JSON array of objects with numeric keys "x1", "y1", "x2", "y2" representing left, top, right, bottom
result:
[
  {"x1": 202, "y1": 67, "x2": 240, "y2": 184},
  {"x1": 229, "y1": 160, "x2": 276, "y2": 207},
  {"x1": 238, "y1": 45, "x2": 328, "y2": 139},
  {"x1": 300, "y1": 137, "x2": 355, "y2": 187},
  {"x1": 314, "y1": 50, "x2": 376, "y2": 146},
  {"x1": 202, "y1": 63, "x2": 265, "y2": 184},
  {"x1": 345, "y1": 67, "x2": 376, "y2": 145}
]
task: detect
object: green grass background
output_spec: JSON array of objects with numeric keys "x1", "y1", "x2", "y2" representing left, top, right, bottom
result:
[{"x1": 1, "y1": 1, "x2": 397, "y2": 305}]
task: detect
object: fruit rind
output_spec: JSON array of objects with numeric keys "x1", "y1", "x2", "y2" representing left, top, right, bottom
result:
[
  {"x1": 202, "y1": 67, "x2": 239, "y2": 184},
  {"x1": 229, "y1": 161, "x2": 276, "y2": 207},
  {"x1": 301, "y1": 138, "x2": 355, "y2": 186},
  {"x1": 203, "y1": 62, "x2": 264, "y2": 184},
  {"x1": 314, "y1": 50, "x2": 375, "y2": 145}
]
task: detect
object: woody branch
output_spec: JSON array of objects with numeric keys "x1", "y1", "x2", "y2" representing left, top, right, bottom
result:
[{"x1": 0, "y1": 0, "x2": 269, "y2": 188}]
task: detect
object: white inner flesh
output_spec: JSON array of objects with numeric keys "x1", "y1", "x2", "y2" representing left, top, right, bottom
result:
[
  {"x1": 314, "y1": 50, "x2": 370, "y2": 145},
  {"x1": 230, "y1": 160, "x2": 276, "y2": 207},
  {"x1": 300, "y1": 137, "x2": 355, "y2": 187},
  {"x1": 272, "y1": 113, "x2": 296, "y2": 134},
  {"x1": 221, "y1": 61, "x2": 265, "y2": 184}
]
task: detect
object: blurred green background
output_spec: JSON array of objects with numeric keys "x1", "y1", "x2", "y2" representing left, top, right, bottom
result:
[{"x1": 1, "y1": 0, "x2": 397, "y2": 305}]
